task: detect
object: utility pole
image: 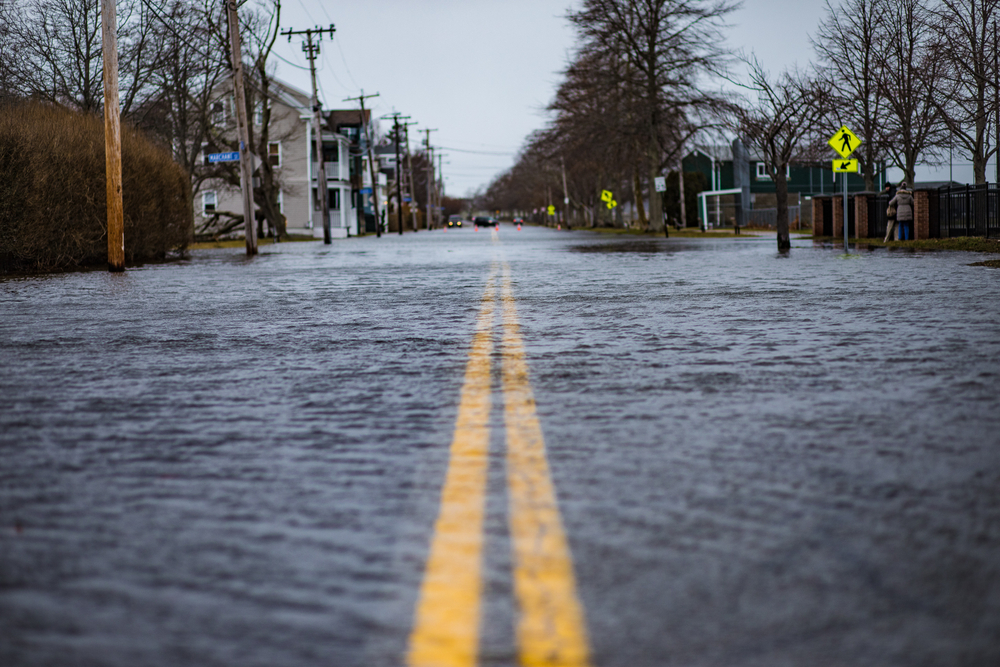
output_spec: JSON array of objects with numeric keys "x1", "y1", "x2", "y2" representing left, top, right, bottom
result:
[
  {"x1": 225, "y1": 0, "x2": 257, "y2": 256},
  {"x1": 437, "y1": 152, "x2": 444, "y2": 228},
  {"x1": 403, "y1": 121, "x2": 420, "y2": 231},
  {"x1": 382, "y1": 113, "x2": 410, "y2": 235},
  {"x1": 424, "y1": 128, "x2": 437, "y2": 230},
  {"x1": 282, "y1": 24, "x2": 336, "y2": 244},
  {"x1": 344, "y1": 90, "x2": 381, "y2": 236},
  {"x1": 101, "y1": 0, "x2": 124, "y2": 271},
  {"x1": 994, "y1": 20, "x2": 998, "y2": 185}
]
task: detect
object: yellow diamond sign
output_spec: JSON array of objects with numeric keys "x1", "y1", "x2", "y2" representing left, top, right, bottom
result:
[
  {"x1": 832, "y1": 159, "x2": 859, "y2": 173},
  {"x1": 547, "y1": 205, "x2": 555, "y2": 215},
  {"x1": 828, "y1": 125, "x2": 861, "y2": 158}
]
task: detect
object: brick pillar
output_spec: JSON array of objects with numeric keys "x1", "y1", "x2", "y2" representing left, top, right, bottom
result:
[
  {"x1": 854, "y1": 193, "x2": 869, "y2": 239},
  {"x1": 812, "y1": 197, "x2": 823, "y2": 236},
  {"x1": 832, "y1": 195, "x2": 844, "y2": 239},
  {"x1": 913, "y1": 189, "x2": 930, "y2": 240}
]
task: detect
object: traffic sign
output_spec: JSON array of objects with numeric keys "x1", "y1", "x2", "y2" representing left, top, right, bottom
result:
[
  {"x1": 654, "y1": 176, "x2": 666, "y2": 192},
  {"x1": 832, "y1": 159, "x2": 859, "y2": 173},
  {"x1": 207, "y1": 151, "x2": 240, "y2": 163},
  {"x1": 547, "y1": 205, "x2": 555, "y2": 216},
  {"x1": 600, "y1": 190, "x2": 617, "y2": 210},
  {"x1": 828, "y1": 126, "x2": 860, "y2": 159}
]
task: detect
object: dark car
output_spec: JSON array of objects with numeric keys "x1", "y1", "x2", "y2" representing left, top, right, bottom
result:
[
  {"x1": 446, "y1": 215, "x2": 463, "y2": 228},
  {"x1": 473, "y1": 216, "x2": 497, "y2": 227}
]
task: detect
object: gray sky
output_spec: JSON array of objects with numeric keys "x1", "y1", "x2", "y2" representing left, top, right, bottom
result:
[{"x1": 273, "y1": 0, "x2": 974, "y2": 195}]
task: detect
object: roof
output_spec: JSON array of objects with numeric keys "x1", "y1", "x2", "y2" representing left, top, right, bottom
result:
[{"x1": 326, "y1": 108, "x2": 370, "y2": 130}]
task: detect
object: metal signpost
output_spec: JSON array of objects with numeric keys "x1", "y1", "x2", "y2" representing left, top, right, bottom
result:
[{"x1": 828, "y1": 126, "x2": 861, "y2": 252}]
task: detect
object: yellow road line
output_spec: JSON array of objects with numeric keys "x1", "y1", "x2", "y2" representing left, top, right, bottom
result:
[
  {"x1": 407, "y1": 263, "x2": 498, "y2": 667},
  {"x1": 500, "y1": 262, "x2": 592, "y2": 667}
]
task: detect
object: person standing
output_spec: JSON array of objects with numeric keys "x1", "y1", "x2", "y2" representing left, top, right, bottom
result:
[
  {"x1": 888, "y1": 182, "x2": 913, "y2": 241},
  {"x1": 883, "y1": 181, "x2": 897, "y2": 241}
]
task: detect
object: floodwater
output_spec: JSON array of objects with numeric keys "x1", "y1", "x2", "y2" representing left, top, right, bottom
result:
[{"x1": 2, "y1": 227, "x2": 999, "y2": 666}]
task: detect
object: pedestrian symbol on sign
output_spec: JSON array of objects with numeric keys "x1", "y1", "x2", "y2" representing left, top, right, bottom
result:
[
  {"x1": 547, "y1": 205, "x2": 555, "y2": 216},
  {"x1": 600, "y1": 189, "x2": 617, "y2": 210},
  {"x1": 827, "y1": 125, "x2": 861, "y2": 159}
]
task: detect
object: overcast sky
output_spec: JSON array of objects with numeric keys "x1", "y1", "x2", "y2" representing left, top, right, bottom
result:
[{"x1": 271, "y1": 0, "x2": 974, "y2": 195}]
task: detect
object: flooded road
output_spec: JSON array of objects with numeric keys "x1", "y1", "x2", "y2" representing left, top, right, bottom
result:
[{"x1": 2, "y1": 226, "x2": 999, "y2": 666}]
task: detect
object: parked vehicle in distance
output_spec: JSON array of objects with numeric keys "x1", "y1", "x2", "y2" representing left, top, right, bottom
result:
[
  {"x1": 513, "y1": 217, "x2": 523, "y2": 225},
  {"x1": 447, "y1": 215, "x2": 463, "y2": 228},
  {"x1": 473, "y1": 216, "x2": 497, "y2": 227}
]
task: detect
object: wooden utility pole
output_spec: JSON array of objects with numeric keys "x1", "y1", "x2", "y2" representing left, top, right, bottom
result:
[
  {"x1": 403, "y1": 122, "x2": 420, "y2": 231},
  {"x1": 382, "y1": 113, "x2": 410, "y2": 235},
  {"x1": 225, "y1": 0, "x2": 257, "y2": 256},
  {"x1": 345, "y1": 91, "x2": 381, "y2": 236},
  {"x1": 101, "y1": 0, "x2": 124, "y2": 271},
  {"x1": 282, "y1": 25, "x2": 336, "y2": 244},
  {"x1": 424, "y1": 128, "x2": 437, "y2": 230}
]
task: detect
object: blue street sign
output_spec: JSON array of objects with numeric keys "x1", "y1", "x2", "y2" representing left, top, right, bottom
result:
[
  {"x1": 360, "y1": 188, "x2": 372, "y2": 194},
  {"x1": 208, "y1": 151, "x2": 240, "y2": 163}
]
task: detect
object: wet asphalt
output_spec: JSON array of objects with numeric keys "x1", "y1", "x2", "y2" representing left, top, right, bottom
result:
[{"x1": 1, "y1": 225, "x2": 999, "y2": 666}]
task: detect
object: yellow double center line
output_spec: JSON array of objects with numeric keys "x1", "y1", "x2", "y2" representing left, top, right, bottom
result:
[{"x1": 407, "y1": 261, "x2": 591, "y2": 667}]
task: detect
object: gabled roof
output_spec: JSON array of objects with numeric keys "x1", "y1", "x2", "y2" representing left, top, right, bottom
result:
[{"x1": 326, "y1": 109, "x2": 370, "y2": 131}]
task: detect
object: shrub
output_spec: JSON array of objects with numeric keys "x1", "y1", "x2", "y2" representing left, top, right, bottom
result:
[{"x1": 0, "y1": 101, "x2": 191, "y2": 274}]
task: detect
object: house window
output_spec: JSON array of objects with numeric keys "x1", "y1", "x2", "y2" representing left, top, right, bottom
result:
[
  {"x1": 277, "y1": 190, "x2": 283, "y2": 214},
  {"x1": 312, "y1": 142, "x2": 339, "y2": 163},
  {"x1": 756, "y1": 163, "x2": 791, "y2": 179},
  {"x1": 314, "y1": 187, "x2": 340, "y2": 211},
  {"x1": 202, "y1": 191, "x2": 217, "y2": 214},
  {"x1": 253, "y1": 100, "x2": 271, "y2": 126},
  {"x1": 211, "y1": 100, "x2": 226, "y2": 126},
  {"x1": 268, "y1": 142, "x2": 281, "y2": 167}
]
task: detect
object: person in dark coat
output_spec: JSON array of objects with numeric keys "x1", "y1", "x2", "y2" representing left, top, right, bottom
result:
[{"x1": 889, "y1": 182, "x2": 914, "y2": 241}]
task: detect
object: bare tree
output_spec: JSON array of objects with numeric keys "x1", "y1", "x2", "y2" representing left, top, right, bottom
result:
[
  {"x1": 725, "y1": 58, "x2": 820, "y2": 251},
  {"x1": 931, "y1": 0, "x2": 999, "y2": 184},
  {"x1": 568, "y1": 0, "x2": 736, "y2": 231},
  {"x1": 876, "y1": 0, "x2": 948, "y2": 186},
  {"x1": 813, "y1": 0, "x2": 890, "y2": 191},
  {"x1": 5, "y1": 0, "x2": 159, "y2": 115}
]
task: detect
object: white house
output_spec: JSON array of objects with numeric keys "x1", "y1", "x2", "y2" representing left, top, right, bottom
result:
[{"x1": 197, "y1": 77, "x2": 362, "y2": 238}]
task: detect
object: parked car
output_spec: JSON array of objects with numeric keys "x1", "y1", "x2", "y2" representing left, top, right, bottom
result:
[
  {"x1": 447, "y1": 215, "x2": 463, "y2": 228},
  {"x1": 473, "y1": 216, "x2": 497, "y2": 227}
]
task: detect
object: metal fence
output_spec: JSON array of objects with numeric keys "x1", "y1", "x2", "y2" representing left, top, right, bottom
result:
[
  {"x1": 747, "y1": 206, "x2": 801, "y2": 228},
  {"x1": 937, "y1": 183, "x2": 1000, "y2": 238}
]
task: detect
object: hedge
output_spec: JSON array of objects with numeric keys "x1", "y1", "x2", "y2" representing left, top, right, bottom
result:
[{"x1": 0, "y1": 101, "x2": 191, "y2": 273}]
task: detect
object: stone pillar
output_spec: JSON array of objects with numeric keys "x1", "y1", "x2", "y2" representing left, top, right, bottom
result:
[
  {"x1": 913, "y1": 189, "x2": 931, "y2": 240},
  {"x1": 812, "y1": 197, "x2": 824, "y2": 236},
  {"x1": 832, "y1": 194, "x2": 844, "y2": 239},
  {"x1": 854, "y1": 192, "x2": 873, "y2": 239}
]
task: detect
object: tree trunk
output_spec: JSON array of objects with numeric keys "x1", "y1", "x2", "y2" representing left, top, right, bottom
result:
[
  {"x1": 775, "y1": 168, "x2": 791, "y2": 251},
  {"x1": 632, "y1": 167, "x2": 647, "y2": 227}
]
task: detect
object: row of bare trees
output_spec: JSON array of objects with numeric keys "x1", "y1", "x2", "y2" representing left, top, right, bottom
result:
[
  {"x1": 0, "y1": 0, "x2": 294, "y2": 238},
  {"x1": 482, "y1": 0, "x2": 1000, "y2": 250}
]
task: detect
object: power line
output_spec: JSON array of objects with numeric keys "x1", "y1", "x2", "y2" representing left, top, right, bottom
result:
[{"x1": 438, "y1": 145, "x2": 516, "y2": 156}]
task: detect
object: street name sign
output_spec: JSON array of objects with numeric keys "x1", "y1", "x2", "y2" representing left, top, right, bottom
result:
[
  {"x1": 208, "y1": 151, "x2": 240, "y2": 163},
  {"x1": 832, "y1": 159, "x2": 859, "y2": 173},
  {"x1": 828, "y1": 126, "x2": 860, "y2": 159}
]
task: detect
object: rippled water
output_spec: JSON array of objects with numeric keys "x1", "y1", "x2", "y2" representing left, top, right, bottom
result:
[{"x1": 2, "y1": 228, "x2": 999, "y2": 666}]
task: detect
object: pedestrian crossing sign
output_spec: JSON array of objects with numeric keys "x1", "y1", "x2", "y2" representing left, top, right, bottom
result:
[
  {"x1": 832, "y1": 159, "x2": 859, "y2": 173},
  {"x1": 547, "y1": 205, "x2": 555, "y2": 215},
  {"x1": 828, "y1": 126, "x2": 861, "y2": 159}
]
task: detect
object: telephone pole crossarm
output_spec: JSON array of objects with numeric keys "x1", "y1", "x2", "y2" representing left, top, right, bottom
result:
[{"x1": 284, "y1": 24, "x2": 337, "y2": 243}]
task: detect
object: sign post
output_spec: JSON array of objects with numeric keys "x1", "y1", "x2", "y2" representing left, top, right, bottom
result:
[{"x1": 828, "y1": 126, "x2": 862, "y2": 252}]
